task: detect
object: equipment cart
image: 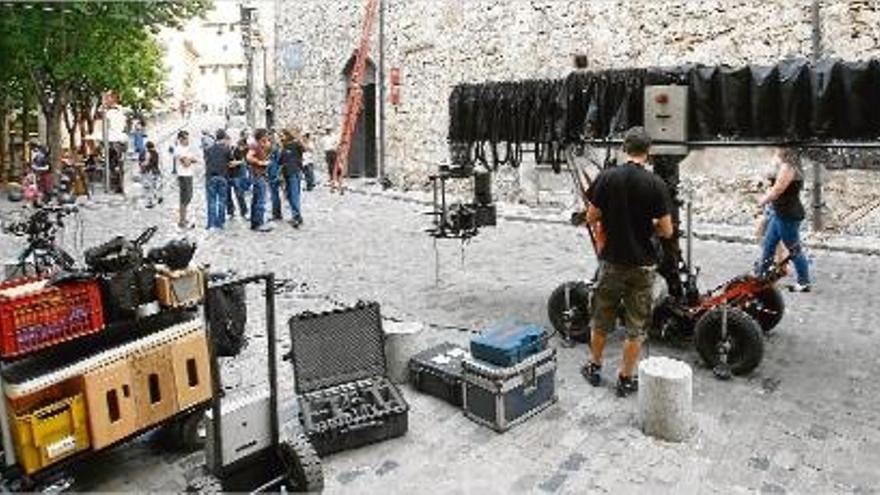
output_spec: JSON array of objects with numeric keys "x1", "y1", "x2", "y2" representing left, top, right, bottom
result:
[{"x1": 204, "y1": 272, "x2": 323, "y2": 493}]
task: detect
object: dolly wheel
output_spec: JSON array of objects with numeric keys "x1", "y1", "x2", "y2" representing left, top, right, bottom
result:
[
  {"x1": 157, "y1": 409, "x2": 208, "y2": 453},
  {"x1": 278, "y1": 434, "x2": 324, "y2": 493},
  {"x1": 745, "y1": 287, "x2": 785, "y2": 333},
  {"x1": 694, "y1": 307, "x2": 764, "y2": 376},
  {"x1": 547, "y1": 281, "x2": 592, "y2": 343}
]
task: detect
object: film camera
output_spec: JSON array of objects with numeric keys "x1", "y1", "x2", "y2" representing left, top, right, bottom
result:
[{"x1": 427, "y1": 165, "x2": 497, "y2": 240}]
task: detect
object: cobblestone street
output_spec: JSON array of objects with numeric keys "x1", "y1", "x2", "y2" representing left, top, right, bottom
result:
[{"x1": 2, "y1": 147, "x2": 878, "y2": 493}]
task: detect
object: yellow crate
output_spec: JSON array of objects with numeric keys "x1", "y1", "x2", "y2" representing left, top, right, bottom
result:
[{"x1": 11, "y1": 393, "x2": 90, "y2": 475}]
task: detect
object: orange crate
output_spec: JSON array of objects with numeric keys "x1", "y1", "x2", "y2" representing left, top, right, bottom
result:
[{"x1": 0, "y1": 277, "x2": 104, "y2": 358}]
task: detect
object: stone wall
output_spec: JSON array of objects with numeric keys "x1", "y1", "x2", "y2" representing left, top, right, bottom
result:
[{"x1": 275, "y1": 0, "x2": 880, "y2": 235}]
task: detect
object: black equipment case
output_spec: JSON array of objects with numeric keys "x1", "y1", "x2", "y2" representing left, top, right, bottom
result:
[
  {"x1": 408, "y1": 342, "x2": 470, "y2": 407},
  {"x1": 462, "y1": 347, "x2": 558, "y2": 432},
  {"x1": 288, "y1": 302, "x2": 409, "y2": 456}
]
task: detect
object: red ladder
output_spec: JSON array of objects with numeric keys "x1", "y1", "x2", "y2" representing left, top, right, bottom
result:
[{"x1": 333, "y1": 0, "x2": 380, "y2": 190}]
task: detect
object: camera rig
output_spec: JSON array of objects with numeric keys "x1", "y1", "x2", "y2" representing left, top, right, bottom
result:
[{"x1": 426, "y1": 164, "x2": 497, "y2": 241}]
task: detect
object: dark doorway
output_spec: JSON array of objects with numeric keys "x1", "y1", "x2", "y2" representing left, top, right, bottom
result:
[{"x1": 342, "y1": 55, "x2": 378, "y2": 178}]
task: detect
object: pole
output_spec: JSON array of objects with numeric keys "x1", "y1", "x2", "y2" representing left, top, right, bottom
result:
[
  {"x1": 102, "y1": 108, "x2": 110, "y2": 193},
  {"x1": 377, "y1": 0, "x2": 386, "y2": 180},
  {"x1": 811, "y1": 0, "x2": 824, "y2": 232}
]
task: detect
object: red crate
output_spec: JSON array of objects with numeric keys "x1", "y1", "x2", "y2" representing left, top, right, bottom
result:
[{"x1": 0, "y1": 277, "x2": 105, "y2": 358}]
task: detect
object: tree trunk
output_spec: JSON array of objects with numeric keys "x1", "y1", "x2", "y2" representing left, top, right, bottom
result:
[
  {"x1": 44, "y1": 98, "x2": 65, "y2": 173},
  {"x1": 63, "y1": 104, "x2": 76, "y2": 151},
  {"x1": 0, "y1": 105, "x2": 7, "y2": 185}
]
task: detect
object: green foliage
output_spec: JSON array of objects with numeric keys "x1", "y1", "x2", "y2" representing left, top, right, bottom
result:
[{"x1": 1, "y1": 0, "x2": 211, "y2": 110}]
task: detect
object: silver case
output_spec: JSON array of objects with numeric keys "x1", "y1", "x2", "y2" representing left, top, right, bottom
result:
[
  {"x1": 462, "y1": 348, "x2": 558, "y2": 432},
  {"x1": 206, "y1": 390, "x2": 272, "y2": 471}
]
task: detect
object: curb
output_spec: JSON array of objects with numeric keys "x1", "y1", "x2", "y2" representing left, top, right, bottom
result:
[{"x1": 345, "y1": 185, "x2": 880, "y2": 258}]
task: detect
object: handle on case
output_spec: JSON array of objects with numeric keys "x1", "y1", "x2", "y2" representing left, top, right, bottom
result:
[{"x1": 341, "y1": 420, "x2": 381, "y2": 434}]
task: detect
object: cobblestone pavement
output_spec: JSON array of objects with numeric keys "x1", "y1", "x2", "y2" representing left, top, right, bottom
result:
[{"x1": 1, "y1": 129, "x2": 879, "y2": 493}]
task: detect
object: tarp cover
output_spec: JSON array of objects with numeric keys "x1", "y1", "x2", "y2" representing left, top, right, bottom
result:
[{"x1": 448, "y1": 58, "x2": 880, "y2": 147}]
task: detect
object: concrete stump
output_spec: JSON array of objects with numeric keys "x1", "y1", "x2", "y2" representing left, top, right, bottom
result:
[
  {"x1": 638, "y1": 356, "x2": 693, "y2": 442},
  {"x1": 384, "y1": 320, "x2": 425, "y2": 384}
]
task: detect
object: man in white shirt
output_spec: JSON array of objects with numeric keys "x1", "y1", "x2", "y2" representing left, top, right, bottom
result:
[
  {"x1": 174, "y1": 131, "x2": 199, "y2": 229},
  {"x1": 320, "y1": 127, "x2": 339, "y2": 188}
]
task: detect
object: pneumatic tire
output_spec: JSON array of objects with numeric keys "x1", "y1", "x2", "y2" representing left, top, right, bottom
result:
[
  {"x1": 547, "y1": 281, "x2": 592, "y2": 343},
  {"x1": 694, "y1": 307, "x2": 764, "y2": 376},
  {"x1": 279, "y1": 434, "x2": 324, "y2": 493},
  {"x1": 745, "y1": 287, "x2": 785, "y2": 333}
]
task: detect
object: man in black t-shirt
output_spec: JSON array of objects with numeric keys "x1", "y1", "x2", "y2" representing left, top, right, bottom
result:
[
  {"x1": 582, "y1": 127, "x2": 674, "y2": 397},
  {"x1": 204, "y1": 129, "x2": 233, "y2": 230}
]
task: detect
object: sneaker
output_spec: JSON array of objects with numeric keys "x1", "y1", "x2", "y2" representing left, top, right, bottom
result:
[
  {"x1": 252, "y1": 224, "x2": 273, "y2": 233},
  {"x1": 581, "y1": 362, "x2": 602, "y2": 387},
  {"x1": 788, "y1": 283, "x2": 812, "y2": 293},
  {"x1": 616, "y1": 375, "x2": 639, "y2": 398}
]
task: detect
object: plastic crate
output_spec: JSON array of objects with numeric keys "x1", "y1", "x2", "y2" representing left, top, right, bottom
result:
[
  {"x1": 0, "y1": 277, "x2": 104, "y2": 358},
  {"x1": 11, "y1": 393, "x2": 91, "y2": 475}
]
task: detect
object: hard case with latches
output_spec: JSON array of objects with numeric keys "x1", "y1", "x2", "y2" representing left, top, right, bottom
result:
[
  {"x1": 408, "y1": 342, "x2": 469, "y2": 407},
  {"x1": 470, "y1": 319, "x2": 547, "y2": 367},
  {"x1": 288, "y1": 302, "x2": 408, "y2": 456},
  {"x1": 462, "y1": 347, "x2": 558, "y2": 432}
]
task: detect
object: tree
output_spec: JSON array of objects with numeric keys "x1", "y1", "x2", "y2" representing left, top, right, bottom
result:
[{"x1": 0, "y1": 1, "x2": 210, "y2": 170}]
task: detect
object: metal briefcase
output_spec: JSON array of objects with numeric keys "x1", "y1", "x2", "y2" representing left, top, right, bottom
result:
[
  {"x1": 409, "y1": 342, "x2": 470, "y2": 407},
  {"x1": 288, "y1": 302, "x2": 409, "y2": 456},
  {"x1": 462, "y1": 347, "x2": 558, "y2": 432}
]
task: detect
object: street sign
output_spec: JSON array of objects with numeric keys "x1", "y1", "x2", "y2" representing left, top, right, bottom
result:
[{"x1": 281, "y1": 41, "x2": 305, "y2": 71}]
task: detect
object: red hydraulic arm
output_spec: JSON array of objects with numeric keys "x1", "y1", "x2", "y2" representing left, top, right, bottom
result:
[{"x1": 332, "y1": 0, "x2": 380, "y2": 191}]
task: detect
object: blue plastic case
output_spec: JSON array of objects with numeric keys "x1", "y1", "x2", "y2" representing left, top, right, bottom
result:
[{"x1": 470, "y1": 319, "x2": 547, "y2": 367}]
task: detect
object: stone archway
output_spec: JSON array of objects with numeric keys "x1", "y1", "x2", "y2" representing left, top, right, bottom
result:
[{"x1": 341, "y1": 53, "x2": 378, "y2": 178}]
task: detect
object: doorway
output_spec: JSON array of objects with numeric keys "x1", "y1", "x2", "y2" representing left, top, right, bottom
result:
[{"x1": 341, "y1": 54, "x2": 378, "y2": 178}]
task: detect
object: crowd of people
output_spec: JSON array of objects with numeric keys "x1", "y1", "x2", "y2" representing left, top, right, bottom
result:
[{"x1": 166, "y1": 126, "x2": 325, "y2": 233}]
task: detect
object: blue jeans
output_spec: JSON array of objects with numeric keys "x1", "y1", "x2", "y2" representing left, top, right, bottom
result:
[
  {"x1": 206, "y1": 176, "x2": 228, "y2": 229},
  {"x1": 268, "y1": 161, "x2": 282, "y2": 220},
  {"x1": 760, "y1": 212, "x2": 811, "y2": 285},
  {"x1": 226, "y1": 166, "x2": 249, "y2": 217},
  {"x1": 285, "y1": 171, "x2": 302, "y2": 221},
  {"x1": 250, "y1": 175, "x2": 268, "y2": 229}
]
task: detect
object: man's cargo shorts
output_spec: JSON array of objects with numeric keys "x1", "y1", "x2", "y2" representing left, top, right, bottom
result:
[{"x1": 590, "y1": 262, "x2": 656, "y2": 339}]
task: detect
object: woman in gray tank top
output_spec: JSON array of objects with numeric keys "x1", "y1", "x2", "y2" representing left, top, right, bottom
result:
[{"x1": 757, "y1": 148, "x2": 811, "y2": 292}]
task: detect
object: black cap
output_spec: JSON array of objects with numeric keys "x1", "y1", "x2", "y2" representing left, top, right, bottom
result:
[{"x1": 215, "y1": 129, "x2": 228, "y2": 140}]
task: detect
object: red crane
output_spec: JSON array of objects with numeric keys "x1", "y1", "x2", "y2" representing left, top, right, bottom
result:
[{"x1": 332, "y1": 0, "x2": 380, "y2": 192}]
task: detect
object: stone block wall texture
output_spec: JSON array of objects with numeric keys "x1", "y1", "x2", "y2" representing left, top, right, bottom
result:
[{"x1": 275, "y1": 0, "x2": 880, "y2": 236}]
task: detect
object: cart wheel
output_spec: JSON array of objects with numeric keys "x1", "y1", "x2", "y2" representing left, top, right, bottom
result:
[
  {"x1": 744, "y1": 287, "x2": 785, "y2": 333},
  {"x1": 694, "y1": 307, "x2": 764, "y2": 376},
  {"x1": 278, "y1": 434, "x2": 324, "y2": 493},
  {"x1": 547, "y1": 281, "x2": 592, "y2": 343},
  {"x1": 157, "y1": 410, "x2": 208, "y2": 453}
]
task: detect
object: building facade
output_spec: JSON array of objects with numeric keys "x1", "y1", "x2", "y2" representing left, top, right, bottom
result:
[{"x1": 275, "y1": 1, "x2": 880, "y2": 232}]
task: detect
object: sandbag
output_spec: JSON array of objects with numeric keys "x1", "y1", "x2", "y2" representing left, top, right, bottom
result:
[
  {"x1": 718, "y1": 66, "x2": 752, "y2": 137},
  {"x1": 206, "y1": 272, "x2": 248, "y2": 357},
  {"x1": 778, "y1": 58, "x2": 812, "y2": 140},
  {"x1": 810, "y1": 58, "x2": 842, "y2": 138},
  {"x1": 689, "y1": 66, "x2": 720, "y2": 139},
  {"x1": 750, "y1": 65, "x2": 781, "y2": 138}
]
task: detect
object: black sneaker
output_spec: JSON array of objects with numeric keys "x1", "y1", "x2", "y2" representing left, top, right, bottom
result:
[
  {"x1": 616, "y1": 375, "x2": 639, "y2": 398},
  {"x1": 581, "y1": 362, "x2": 602, "y2": 387}
]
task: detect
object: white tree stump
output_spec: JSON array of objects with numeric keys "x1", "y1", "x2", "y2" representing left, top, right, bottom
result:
[
  {"x1": 383, "y1": 320, "x2": 424, "y2": 384},
  {"x1": 638, "y1": 356, "x2": 693, "y2": 442}
]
